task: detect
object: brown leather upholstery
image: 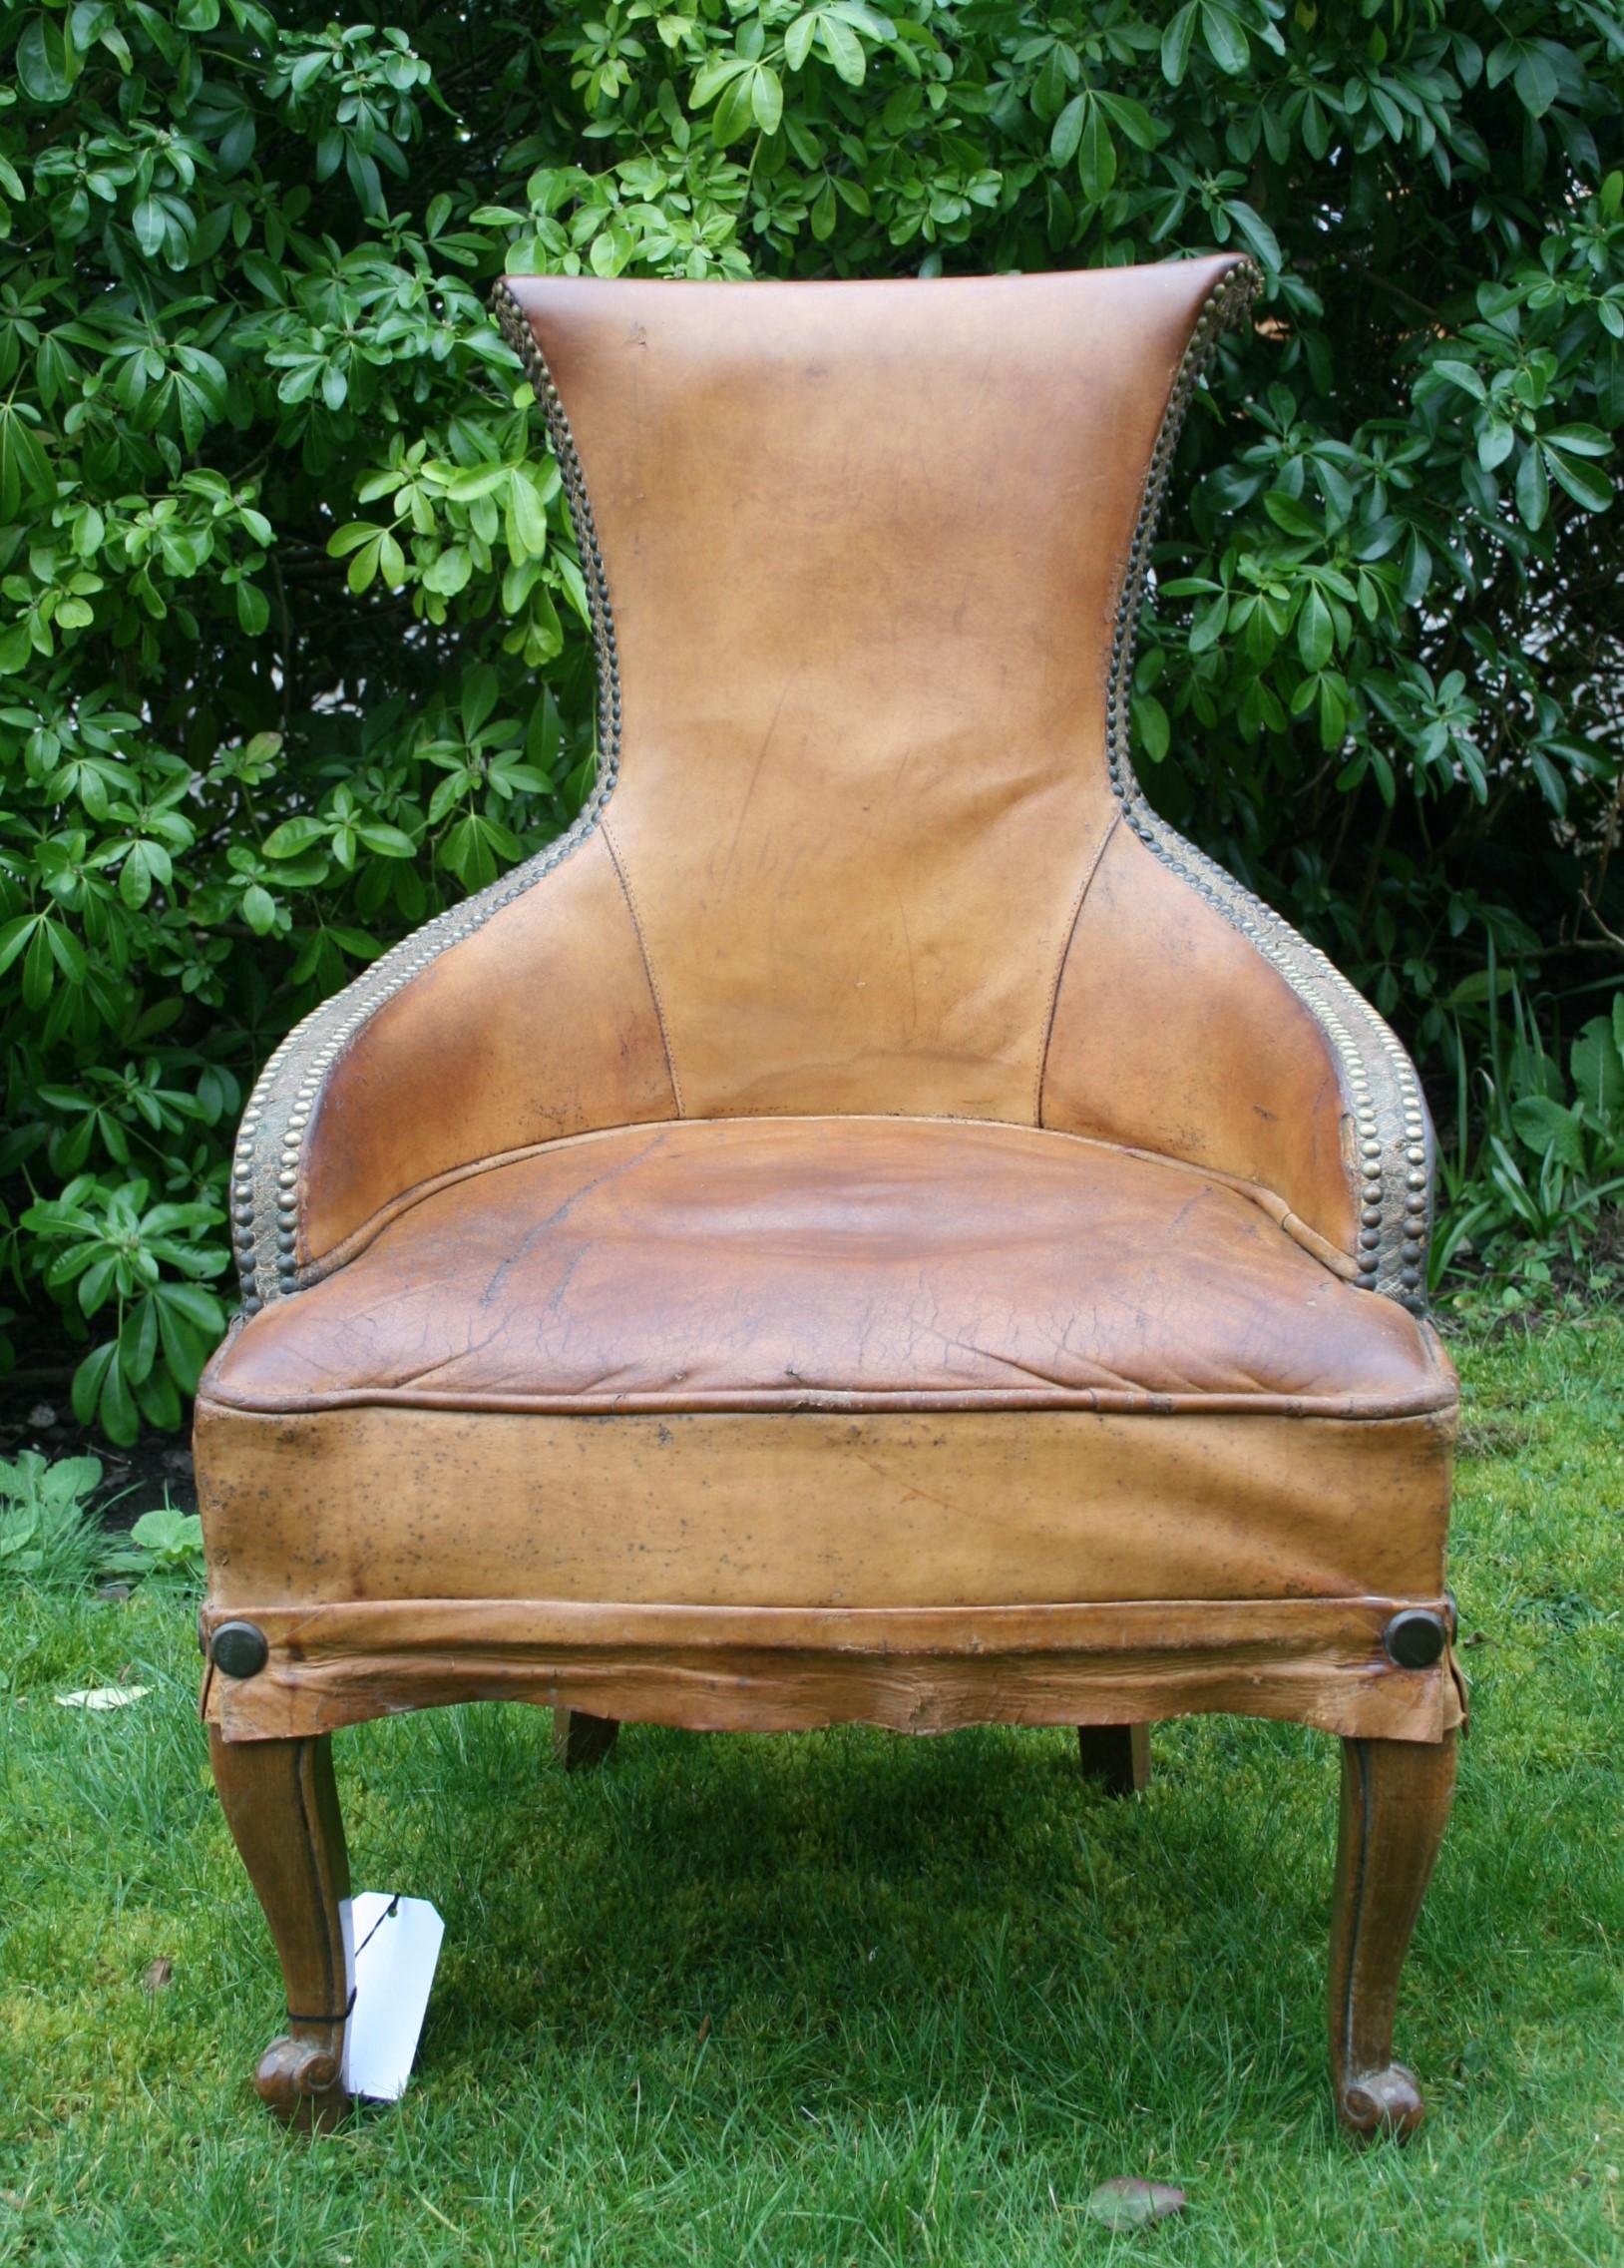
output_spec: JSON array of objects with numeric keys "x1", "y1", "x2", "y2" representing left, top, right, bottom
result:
[
  {"x1": 202, "y1": 253, "x2": 1458, "y2": 1754},
  {"x1": 198, "y1": 1397, "x2": 1453, "y2": 1616},
  {"x1": 210, "y1": 1116, "x2": 1446, "y2": 1420},
  {"x1": 249, "y1": 256, "x2": 1388, "y2": 1291},
  {"x1": 299, "y1": 829, "x2": 676, "y2": 1266},
  {"x1": 1042, "y1": 822, "x2": 1362, "y2": 1258}
]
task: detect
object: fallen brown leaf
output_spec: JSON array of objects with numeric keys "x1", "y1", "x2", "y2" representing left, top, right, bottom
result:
[{"x1": 1084, "y1": 2178, "x2": 1187, "y2": 2229}]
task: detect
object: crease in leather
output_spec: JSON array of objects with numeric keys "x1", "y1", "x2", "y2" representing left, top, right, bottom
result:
[
  {"x1": 602, "y1": 813, "x2": 685, "y2": 1117},
  {"x1": 1034, "y1": 807, "x2": 1121, "y2": 1126}
]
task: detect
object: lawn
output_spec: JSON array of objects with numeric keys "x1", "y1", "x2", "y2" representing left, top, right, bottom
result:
[{"x1": 1, "y1": 1319, "x2": 1620, "y2": 2268}]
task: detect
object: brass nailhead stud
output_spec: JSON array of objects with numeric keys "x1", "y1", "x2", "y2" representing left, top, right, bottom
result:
[
  {"x1": 211, "y1": 1620, "x2": 270, "y2": 1679},
  {"x1": 1384, "y1": 1609, "x2": 1447, "y2": 1669}
]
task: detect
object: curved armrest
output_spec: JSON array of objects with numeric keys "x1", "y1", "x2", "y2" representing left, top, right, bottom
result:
[
  {"x1": 1041, "y1": 808, "x2": 1433, "y2": 1310},
  {"x1": 229, "y1": 818, "x2": 675, "y2": 1310}
]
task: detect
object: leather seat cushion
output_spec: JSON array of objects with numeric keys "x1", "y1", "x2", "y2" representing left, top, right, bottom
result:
[
  {"x1": 197, "y1": 1120, "x2": 1454, "y2": 1613},
  {"x1": 206, "y1": 1117, "x2": 1453, "y2": 1420}
]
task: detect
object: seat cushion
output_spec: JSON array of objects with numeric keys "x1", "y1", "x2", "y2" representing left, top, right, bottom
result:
[
  {"x1": 197, "y1": 1118, "x2": 1455, "y2": 1634},
  {"x1": 206, "y1": 1117, "x2": 1450, "y2": 1420}
]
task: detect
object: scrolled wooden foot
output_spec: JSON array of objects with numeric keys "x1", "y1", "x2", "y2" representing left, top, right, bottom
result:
[
  {"x1": 554, "y1": 1706, "x2": 619, "y2": 1771},
  {"x1": 1076, "y1": 1722, "x2": 1150, "y2": 1796},
  {"x1": 1329, "y1": 1732, "x2": 1455, "y2": 2142},
  {"x1": 1338, "y1": 2060, "x2": 1426, "y2": 2138},
  {"x1": 210, "y1": 1728, "x2": 354, "y2": 2133},
  {"x1": 255, "y1": 2030, "x2": 350, "y2": 2135}
]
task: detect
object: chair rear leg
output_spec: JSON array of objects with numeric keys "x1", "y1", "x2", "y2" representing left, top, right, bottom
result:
[
  {"x1": 554, "y1": 1707, "x2": 620, "y2": 1771},
  {"x1": 1329, "y1": 1732, "x2": 1456, "y2": 2140},
  {"x1": 209, "y1": 1729, "x2": 353, "y2": 2133},
  {"x1": 1076, "y1": 1723, "x2": 1151, "y2": 1795}
]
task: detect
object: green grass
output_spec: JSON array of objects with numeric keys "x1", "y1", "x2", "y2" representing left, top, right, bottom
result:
[{"x1": 2, "y1": 1320, "x2": 1621, "y2": 2268}]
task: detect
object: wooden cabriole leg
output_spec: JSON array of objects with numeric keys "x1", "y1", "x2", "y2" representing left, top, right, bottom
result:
[
  {"x1": 1076, "y1": 1722, "x2": 1151, "y2": 1795},
  {"x1": 209, "y1": 1729, "x2": 353, "y2": 2133},
  {"x1": 1329, "y1": 1732, "x2": 1456, "y2": 2141},
  {"x1": 554, "y1": 1706, "x2": 620, "y2": 1771}
]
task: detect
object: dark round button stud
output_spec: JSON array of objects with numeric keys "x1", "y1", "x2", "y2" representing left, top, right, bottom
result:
[
  {"x1": 1384, "y1": 1609, "x2": 1447, "y2": 1670},
  {"x1": 210, "y1": 1620, "x2": 269, "y2": 1680}
]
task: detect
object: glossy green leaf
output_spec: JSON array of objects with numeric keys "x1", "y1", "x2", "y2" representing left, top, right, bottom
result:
[
  {"x1": 17, "y1": 14, "x2": 77, "y2": 102},
  {"x1": 1200, "y1": 2, "x2": 1248, "y2": 75},
  {"x1": 1160, "y1": 2, "x2": 1198, "y2": 86},
  {"x1": 1297, "y1": 588, "x2": 1334, "y2": 671},
  {"x1": 1515, "y1": 444, "x2": 1548, "y2": 530}
]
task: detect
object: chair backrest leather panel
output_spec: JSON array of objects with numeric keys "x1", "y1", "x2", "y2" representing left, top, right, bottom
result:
[
  {"x1": 506, "y1": 259, "x2": 1240, "y2": 1124},
  {"x1": 1041, "y1": 822, "x2": 1361, "y2": 1253},
  {"x1": 300, "y1": 828, "x2": 677, "y2": 1261}
]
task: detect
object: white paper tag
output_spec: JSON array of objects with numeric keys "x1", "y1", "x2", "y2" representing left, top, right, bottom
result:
[{"x1": 339, "y1": 1892, "x2": 444, "y2": 2101}]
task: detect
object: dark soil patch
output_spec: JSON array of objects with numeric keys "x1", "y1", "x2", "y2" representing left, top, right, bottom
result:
[
  {"x1": 1, "y1": 1317, "x2": 196, "y2": 1533},
  {"x1": 1457, "y1": 1415, "x2": 1533, "y2": 1461}
]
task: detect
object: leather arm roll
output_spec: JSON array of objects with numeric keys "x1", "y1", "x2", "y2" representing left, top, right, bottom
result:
[
  {"x1": 227, "y1": 820, "x2": 678, "y2": 1311},
  {"x1": 1040, "y1": 809, "x2": 1435, "y2": 1309}
]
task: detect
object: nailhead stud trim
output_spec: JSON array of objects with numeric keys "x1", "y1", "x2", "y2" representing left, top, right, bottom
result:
[
  {"x1": 1104, "y1": 256, "x2": 1433, "y2": 1315},
  {"x1": 230, "y1": 282, "x2": 624, "y2": 1308}
]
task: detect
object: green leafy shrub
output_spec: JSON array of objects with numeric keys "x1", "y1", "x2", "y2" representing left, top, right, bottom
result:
[
  {"x1": 1434, "y1": 984, "x2": 1624, "y2": 1311},
  {"x1": 0, "y1": 1451, "x2": 105, "y2": 1589},
  {"x1": 100, "y1": 1503, "x2": 207, "y2": 1586},
  {"x1": 0, "y1": 1450, "x2": 204, "y2": 1590},
  {"x1": 1, "y1": 0, "x2": 1621, "y2": 1436}
]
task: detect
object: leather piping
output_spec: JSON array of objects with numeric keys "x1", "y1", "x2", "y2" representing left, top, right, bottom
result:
[{"x1": 201, "y1": 1381, "x2": 1457, "y2": 1419}]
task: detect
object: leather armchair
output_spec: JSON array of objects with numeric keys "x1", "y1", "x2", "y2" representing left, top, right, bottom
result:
[{"x1": 198, "y1": 253, "x2": 1462, "y2": 2138}]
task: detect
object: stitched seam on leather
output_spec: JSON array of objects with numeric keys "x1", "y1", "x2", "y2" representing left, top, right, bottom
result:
[
  {"x1": 1103, "y1": 254, "x2": 1433, "y2": 1316},
  {"x1": 202, "y1": 1382, "x2": 1460, "y2": 1420},
  {"x1": 603, "y1": 818, "x2": 684, "y2": 1118},
  {"x1": 1034, "y1": 808, "x2": 1121, "y2": 1128},
  {"x1": 229, "y1": 282, "x2": 624, "y2": 1312}
]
